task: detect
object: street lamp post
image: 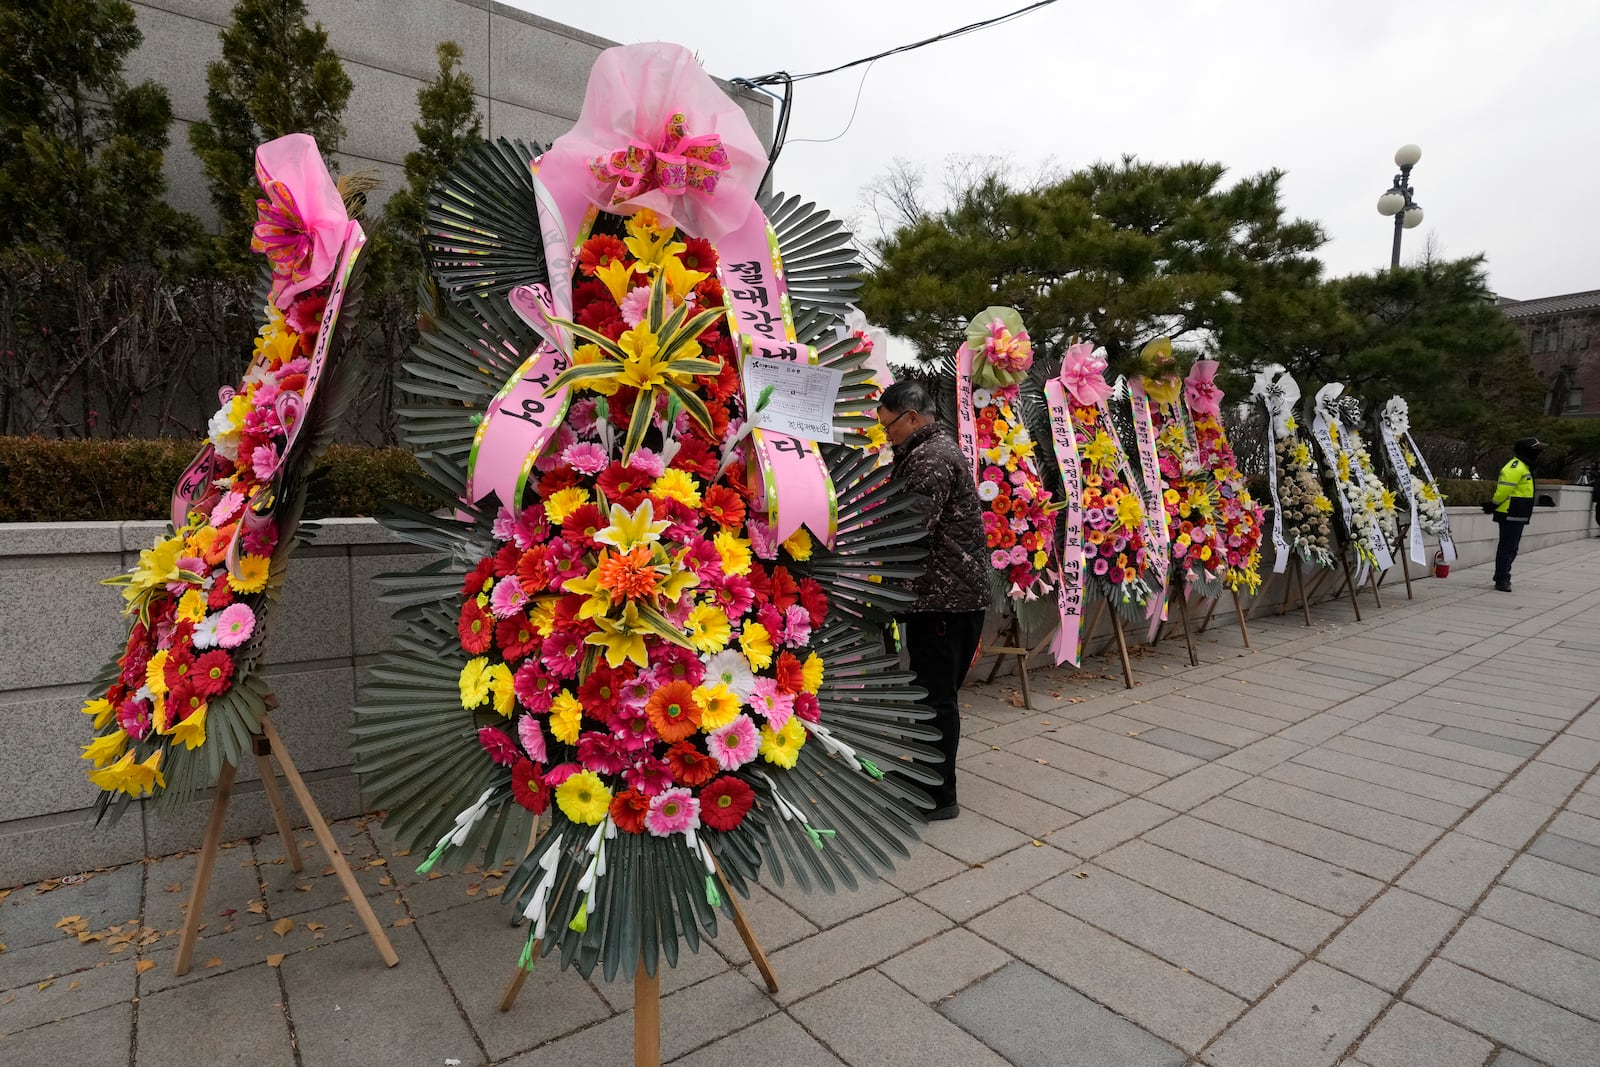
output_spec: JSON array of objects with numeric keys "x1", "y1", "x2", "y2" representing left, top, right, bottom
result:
[{"x1": 1376, "y1": 143, "x2": 1425, "y2": 268}]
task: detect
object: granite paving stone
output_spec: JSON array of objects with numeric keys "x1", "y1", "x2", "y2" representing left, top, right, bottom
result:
[
  {"x1": 1289, "y1": 746, "x2": 1489, "y2": 807},
  {"x1": 1456, "y1": 794, "x2": 1558, "y2": 850},
  {"x1": 0, "y1": 950, "x2": 137, "y2": 1036},
  {"x1": 951, "y1": 771, "x2": 1079, "y2": 836},
  {"x1": 1050, "y1": 797, "x2": 1175, "y2": 859},
  {"x1": 1010, "y1": 735, "x2": 1168, "y2": 793},
  {"x1": 1096, "y1": 839, "x2": 1342, "y2": 952},
  {"x1": 1549, "y1": 809, "x2": 1600, "y2": 848},
  {"x1": 788, "y1": 969, "x2": 1011, "y2": 1067},
  {"x1": 876, "y1": 927, "x2": 1013, "y2": 1002},
  {"x1": 913, "y1": 808, "x2": 1029, "y2": 865},
  {"x1": 1217, "y1": 736, "x2": 1308, "y2": 775},
  {"x1": 706, "y1": 883, "x2": 817, "y2": 966},
  {"x1": 1317, "y1": 888, "x2": 1462, "y2": 992},
  {"x1": 1396, "y1": 832, "x2": 1516, "y2": 910},
  {"x1": 1432, "y1": 725, "x2": 1542, "y2": 758},
  {"x1": 1145, "y1": 815, "x2": 1384, "y2": 916},
  {"x1": 1441, "y1": 915, "x2": 1600, "y2": 1020},
  {"x1": 1224, "y1": 776, "x2": 1442, "y2": 853},
  {"x1": 1349, "y1": 722, "x2": 1526, "y2": 772},
  {"x1": 1259, "y1": 761, "x2": 1466, "y2": 826},
  {"x1": 1192, "y1": 796, "x2": 1412, "y2": 879},
  {"x1": 1140, "y1": 764, "x2": 1248, "y2": 811},
  {"x1": 1526, "y1": 832, "x2": 1600, "y2": 878},
  {"x1": 970, "y1": 894, "x2": 1246, "y2": 1054},
  {"x1": 1277, "y1": 713, "x2": 1363, "y2": 746},
  {"x1": 669, "y1": 1014, "x2": 844, "y2": 1067},
  {"x1": 1325, "y1": 735, "x2": 1509, "y2": 787},
  {"x1": 1477, "y1": 884, "x2": 1600, "y2": 961},
  {"x1": 1048, "y1": 722, "x2": 1205, "y2": 776},
  {"x1": 916, "y1": 841, "x2": 1078, "y2": 923},
  {"x1": 0, "y1": 1001, "x2": 130, "y2": 1066},
  {"x1": 1202, "y1": 961, "x2": 1387, "y2": 1067},
  {"x1": 939, "y1": 962, "x2": 1186, "y2": 1067},
  {"x1": 133, "y1": 963, "x2": 294, "y2": 1067},
  {"x1": 1352, "y1": 1002, "x2": 1494, "y2": 1067},
  {"x1": 1486, "y1": 1052, "x2": 1550, "y2": 1067},
  {"x1": 1032, "y1": 866, "x2": 1299, "y2": 999},
  {"x1": 1408, "y1": 958, "x2": 1600, "y2": 1067},
  {"x1": 745, "y1": 897, "x2": 951, "y2": 1006}
]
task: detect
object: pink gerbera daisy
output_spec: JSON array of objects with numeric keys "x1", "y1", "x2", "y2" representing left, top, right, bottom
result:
[
  {"x1": 478, "y1": 726, "x2": 519, "y2": 766},
  {"x1": 210, "y1": 490, "x2": 245, "y2": 526},
  {"x1": 748, "y1": 678, "x2": 795, "y2": 732},
  {"x1": 517, "y1": 713, "x2": 548, "y2": 763},
  {"x1": 643, "y1": 787, "x2": 700, "y2": 837},
  {"x1": 489, "y1": 575, "x2": 528, "y2": 618},
  {"x1": 625, "y1": 756, "x2": 673, "y2": 797},
  {"x1": 561, "y1": 441, "x2": 609, "y2": 476},
  {"x1": 513, "y1": 662, "x2": 557, "y2": 713},
  {"x1": 628, "y1": 448, "x2": 666, "y2": 478},
  {"x1": 576, "y1": 731, "x2": 630, "y2": 776},
  {"x1": 214, "y1": 603, "x2": 256, "y2": 649},
  {"x1": 746, "y1": 518, "x2": 777, "y2": 560},
  {"x1": 707, "y1": 715, "x2": 759, "y2": 771},
  {"x1": 782, "y1": 604, "x2": 812, "y2": 647},
  {"x1": 539, "y1": 631, "x2": 585, "y2": 680}
]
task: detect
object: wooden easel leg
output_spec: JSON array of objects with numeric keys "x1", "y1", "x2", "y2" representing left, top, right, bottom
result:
[
  {"x1": 717, "y1": 862, "x2": 778, "y2": 993},
  {"x1": 1339, "y1": 556, "x2": 1364, "y2": 622},
  {"x1": 174, "y1": 762, "x2": 237, "y2": 976},
  {"x1": 252, "y1": 737, "x2": 303, "y2": 873},
  {"x1": 1015, "y1": 647, "x2": 1032, "y2": 710},
  {"x1": 1290, "y1": 566, "x2": 1313, "y2": 627},
  {"x1": 259, "y1": 718, "x2": 399, "y2": 968},
  {"x1": 635, "y1": 960, "x2": 662, "y2": 1067},
  {"x1": 499, "y1": 950, "x2": 538, "y2": 1012},
  {"x1": 1175, "y1": 587, "x2": 1199, "y2": 667},
  {"x1": 1399, "y1": 548, "x2": 1414, "y2": 599},
  {"x1": 1198, "y1": 596, "x2": 1219, "y2": 634},
  {"x1": 1081, "y1": 599, "x2": 1107, "y2": 664},
  {"x1": 1110, "y1": 612, "x2": 1135, "y2": 689},
  {"x1": 1368, "y1": 567, "x2": 1384, "y2": 609},
  {"x1": 1278, "y1": 568, "x2": 1297, "y2": 616},
  {"x1": 1231, "y1": 589, "x2": 1252, "y2": 648}
]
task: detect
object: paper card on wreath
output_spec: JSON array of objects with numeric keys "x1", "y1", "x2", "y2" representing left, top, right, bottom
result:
[{"x1": 742, "y1": 358, "x2": 843, "y2": 443}]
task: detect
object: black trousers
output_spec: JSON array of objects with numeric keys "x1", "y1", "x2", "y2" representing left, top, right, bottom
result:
[
  {"x1": 902, "y1": 610, "x2": 986, "y2": 806},
  {"x1": 1493, "y1": 516, "x2": 1526, "y2": 584}
]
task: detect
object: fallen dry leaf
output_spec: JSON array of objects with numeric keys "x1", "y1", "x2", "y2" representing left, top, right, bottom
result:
[
  {"x1": 464, "y1": 883, "x2": 481, "y2": 897},
  {"x1": 272, "y1": 918, "x2": 295, "y2": 938},
  {"x1": 266, "y1": 954, "x2": 285, "y2": 968},
  {"x1": 54, "y1": 915, "x2": 84, "y2": 929},
  {"x1": 393, "y1": 849, "x2": 411, "y2": 858},
  {"x1": 486, "y1": 886, "x2": 505, "y2": 898},
  {"x1": 379, "y1": 877, "x2": 393, "y2": 887},
  {"x1": 67, "y1": 980, "x2": 81, "y2": 991},
  {"x1": 294, "y1": 884, "x2": 313, "y2": 893},
  {"x1": 392, "y1": 917, "x2": 414, "y2": 927},
  {"x1": 1126, "y1": 731, "x2": 1141, "y2": 737},
  {"x1": 1031, "y1": 839, "x2": 1044, "y2": 847},
  {"x1": 1072, "y1": 871, "x2": 1089, "y2": 879},
  {"x1": 135, "y1": 960, "x2": 156, "y2": 974},
  {"x1": 321, "y1": 865, "x2": 335, "y2": 877},
  {"x1": 246, "y1": 901, "x2": 266, "y2": 915},
  {"x1": 36, "y1": 980, "x2": 53, "y2": 992},
  {"x1": 305, "y1": 922, "x2": 326, "y2": 931},
  {"x1": 203, "y1": 957, "x2": 223, "y2": 969},
  {"x1": 164, "y1": 883, "x2": 183, "y2": 893},
  {"x1": 368, "y1": 858, "x2": 387, "y2": 867}
]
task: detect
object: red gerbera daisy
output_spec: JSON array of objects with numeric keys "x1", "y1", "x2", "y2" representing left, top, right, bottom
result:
[
  {"x1": 596, "y1": 461, "x2": 650, "y2": 510},
  {"x1": 191, "y1": 650, "x2": 234, "y2": 698},
  {"x1": 511, "y1": 758, "x2": 550, "y2": 814},
  {"x1": 666, "y1": 741, "x2": 719, "y2": 787},
  {"x1": 458, "y1": 599, "x2": 494, "y2": 654},
  {"x1": 579, "y1": 662, "x2": 635, "y2": 718},
  {"x1": 461, "y1": 558, "x2": 496, "y2": 599},
  {"x1": 516, "y1": 546, "x2": 549, "y2": 595},
  {"x1": 680, "y1": 236, "x2": 718, "y2": 274},
  {"x1": 769, "y1": 566, "x2": 800, "y2": 611},
  {"x1": 609, "y1": 788, "x2": 650, "y2": 834},
  {"x1": 496, "y1": 614, "x2": 538, "y2": 662},
  {"x1": 669, "y1": 436, "x2": 718, "y2": 478},
  {"x1": 577, "y1": 234, "x2": 629, "y2": 277},
  {"x1": 562, "y1": 503, "x2": 604, "y2": 551},
  {"x1": 773, "y1": 651, "x2": 805, "y2": 695},
  {"x1": 478, "y1": 726, "x2": 519, "y2": 766},
  {"x1": 492, "y1": 542, "x2": 522, "y2": 578},
  {"x1": 798, "y1": 578, "x2": 829, "y2": 627},
  {"x1": 206, "y1": 580, "x2": 235, "y2": 610},
  {"x1": 699, "y1": 776, "x2": 755, "y2": 832}
]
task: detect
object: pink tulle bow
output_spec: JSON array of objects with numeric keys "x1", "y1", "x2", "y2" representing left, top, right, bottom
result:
[
  {"x1": 251, "y1": 134, "x2": 348, "y2": 310},
  {"x1": 1185, "y1": 359, "x2": 1223, "y2": 417},
  {"x1": 539, "y1": 42, "x2": 768, "y2": 240},
  {"x1": 1060, "y1": 342, "x2": 1113, "y2": 406}
]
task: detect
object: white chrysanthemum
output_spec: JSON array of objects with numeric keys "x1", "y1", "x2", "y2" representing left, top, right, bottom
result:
[
  {"x1": 977, "y1": 481, "x2": 1000, "y2": 501},
  {"x1": 972, "y1": 388, "x2": 993, "y2": 409}
]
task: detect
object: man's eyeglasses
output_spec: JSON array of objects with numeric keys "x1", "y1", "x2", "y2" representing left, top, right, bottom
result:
[{"x1": 880, "y1": 410, "x2": 910, "y2": 431}]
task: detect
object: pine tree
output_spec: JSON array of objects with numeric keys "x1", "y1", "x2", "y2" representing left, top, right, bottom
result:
[
  {"x1": 0, "y1": 0, "x2": 199, "y2": 269},
  {"x1": 189, "y1": 0, "x2": 352, "y2": 272},
  {"x1": 372, "y1": 40, "x2": 484, "y2": 291}
]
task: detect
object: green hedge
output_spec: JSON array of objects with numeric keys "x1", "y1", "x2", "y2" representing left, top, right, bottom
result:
[
  {"x1": 0, "y1": 437, "x2": 432, "y2": 523},
  {"x1": 1437, "y1": 478, "x2": 1495, "y2": 507}
]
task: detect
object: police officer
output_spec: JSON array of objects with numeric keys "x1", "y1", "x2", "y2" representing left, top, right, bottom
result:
[{"x1": 1483, "y1": 436, "x2": 1544, "y2": 592}]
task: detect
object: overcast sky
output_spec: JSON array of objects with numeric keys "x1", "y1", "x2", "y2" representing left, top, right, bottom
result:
[{"x1": 514, "y1": 0, "x2": 1598, "y2": 302}]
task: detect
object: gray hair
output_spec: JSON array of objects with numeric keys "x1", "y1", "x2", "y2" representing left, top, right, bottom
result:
[{"x1": 880, "y1": 380, "x2": 935, "y2": 417}]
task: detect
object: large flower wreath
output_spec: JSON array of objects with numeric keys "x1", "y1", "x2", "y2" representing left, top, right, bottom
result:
[
  {"x1": 1134, "y1": 343, "x2": 1228, "y2": 598},
  {"x1": 1252, "y1": 365, "x2": 1335, "y2": 570},
  {"x1": 80, "y1": 136, "x2": 366, "y2": 819},
  {"x1": 1310, "y1": 384, "x2": 1393, "y2": 573},
  {"x1": 1052, "y1": 343, "x2": 1159, "y2": 623},
  {"x1": 1185, "y1": 362, "x2": 1264, "y2": 594},
  {"x1": 1377, "y1": 397, "x2": 1454, "y2": 563},
  {"x1": 1335, "y1": 395, "x2": 1402, "y2": 556},
  {"x1": 958, "y1": 308, "x2": 1058, "y2": 600},
  {"x1": 351, "y1": 43, "x2": 940, "y2": 981}
]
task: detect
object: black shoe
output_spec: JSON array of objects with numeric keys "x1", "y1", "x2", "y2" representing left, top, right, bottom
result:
[
  {"x1": 1494, "y1": 581, "x2": 1511, "y2": 592},
  {"x1": 926, "y1": 802, "x2": 960, "y2": 821}
]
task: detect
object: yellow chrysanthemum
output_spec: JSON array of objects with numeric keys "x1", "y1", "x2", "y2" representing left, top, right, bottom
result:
[
  {"x1": 185, "y1": 525, "x2": 219, "y2": 559},
  {"x1": 800, "y1": 652, "x2": 825, "y2": 695},
  {"x1": 528, "y1": 596, "x2": 558, "y2": 637},
  {"x1": 82, "y1": 697, "x2": 117, "y2": 730},
  {"x1": 1290, "y1": 442, "x2": 1311, "y2": 466},
  {"x1": 1283, "y1": 416, "x2": 1298, "y2": 433},
  {"x1": 1114, "y1": 492, "x2": 1144, "y2": 532},
  {"x1": 543, "y1": 487, "x2": 591, "y2": 524},
  {"x1": 555, "y1": 770, "x2": 613, "y2": 825},
  {"x1": 1082, "y1": 432, "x2": 1118, "y2": 469},
  {"x1": 458, "y1": 656, "x2": 492, "y2": 709},
  {"x1": 758, "y1": 718, "x2": 807, "y2": 769},
  {"x1": 781, "y1": 527, "x2": 814, "y2": 561},
  {"x1": 862, "y1": 422, "x2": 887, "y2": 450},
  {"x1": 171, "y1": 704, "x2": 207, "y2": 750},
  {"x1": 694, "y1": 683, "x2": 742, "y2": 730},
  {"x1": 227, "y1": 554, "x2": 271, "y2": 594},
  {"x1": 714, "y1": 531, "x2": 753, "y2": 578},
  {"x1": 1336, "y1": 453, "x2": 1351, "y2": 482},
  {"x1": 1033, "y1": 550, "x2": 1049, "y2": 570},
  {"x1": 685, "y1": 603, "x2": 732, "y2": 654},
  {"x1": 650, "y1": 468, "x2": 702, "y2": 508},
  {"x1": 81, "y1": 729, "x2": 128, "y2": 768},
  {"x1": 550, "y1": 690, "x2": 583, "y2": 745},
  {"x1": 1314, "y1": 496, "x2": 1334, "y2": 514},
  {"x1": 739, "y1": 622, "x2": 774, "y2": 671},
  {"x1": 487, "y1": 663, "x2": 517, "y2": 717}
]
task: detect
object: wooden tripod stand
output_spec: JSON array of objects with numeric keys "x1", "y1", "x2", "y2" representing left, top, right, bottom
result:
[
  {"x1": 173, "y1": 707, "x2": 398, "y2": 975},
  {"x1": 1194, "y1": 588, "x2": 1253, "y2": 648},
  {"x1": 984, "y1": 613, "x2": 1037, "y2": 708},
  {"x1": 1081, "y1": 598, "x2": 1136, "y2": 689}
]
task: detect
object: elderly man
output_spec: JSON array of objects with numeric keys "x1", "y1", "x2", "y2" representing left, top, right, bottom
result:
[{"x1": 877, "y1": 380, "x2": 989, "y2": 820}]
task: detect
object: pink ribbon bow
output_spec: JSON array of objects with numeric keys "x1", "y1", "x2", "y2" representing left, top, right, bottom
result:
[
  {"x1": 589, "y1": 112, "x2": 730, "y2": 206},
  {"x1": 1060, "y1": 342, "x2": 1113, "y2": 406},
  {"x1": 1185, "y1": 359, "x2": 1223, "y2": 417},
  {"x1": 250, "y1": 134, "x2": 349, "y2": 310}
]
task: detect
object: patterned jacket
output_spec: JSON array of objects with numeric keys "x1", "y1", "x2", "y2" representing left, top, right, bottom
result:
[{"x1": 889, "y1": 424, "x2": 990, "y2": 613}]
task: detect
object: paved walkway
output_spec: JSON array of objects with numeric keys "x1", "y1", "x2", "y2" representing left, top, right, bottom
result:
[{"x1": 5, "y1": 540, "x2": 1600, "y2": 1066}]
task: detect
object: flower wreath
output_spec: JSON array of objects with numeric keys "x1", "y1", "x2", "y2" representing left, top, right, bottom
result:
[
  {"x1": 352, "y1": 43, "x2": 939, "y2": 982},
  {"x1": 80, "y1": 135, "x2": 366, "y2": 817},
  {"x1": 1252, "y1": 365, "x2": 1335, "y2": 570}
]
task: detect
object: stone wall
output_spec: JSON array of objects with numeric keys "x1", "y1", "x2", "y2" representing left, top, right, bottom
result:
[
  {"x1": 3, "y1": 488, "x2": 1594, "y2": 886},
  {"x1": 126, "y1": 0, "x2": 773, "y2": 226}
]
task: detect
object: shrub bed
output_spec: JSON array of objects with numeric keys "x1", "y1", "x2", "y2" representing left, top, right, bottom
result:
[{"x1": 0, "y1": 437, "x2": 431, "y2": 522}]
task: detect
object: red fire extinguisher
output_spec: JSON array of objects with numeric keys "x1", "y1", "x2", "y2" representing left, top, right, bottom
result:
[{"x1": 1433, "y1": 549, "x2": 1450, "y2": 579}]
